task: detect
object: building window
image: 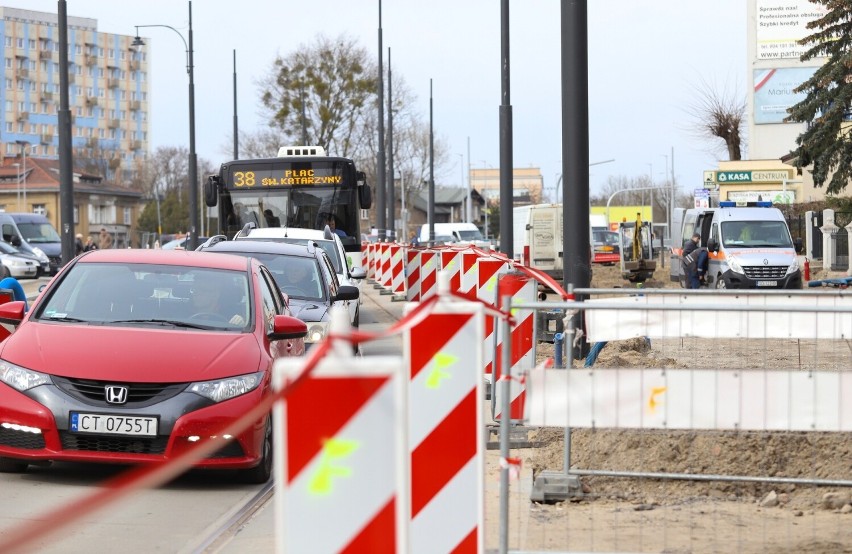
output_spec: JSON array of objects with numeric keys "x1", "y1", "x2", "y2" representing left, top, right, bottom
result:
[
  {"x1": 33, "y1": 204, "x2": 46, "y2": 216},
  {"x1": 123, "y1": 207, "x2": 131, "y2": 224},
  {"x1": 73, "y1": 205, "x2": 79, "y2": 224}
]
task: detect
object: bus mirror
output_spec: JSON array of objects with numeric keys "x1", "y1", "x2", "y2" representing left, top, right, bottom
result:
[
  {"x1": 359, "y1": 183, "x2": 373, "y2": 210},
  {"x1": 204, "y1": 176, "x2": 219, "y2": 207}
]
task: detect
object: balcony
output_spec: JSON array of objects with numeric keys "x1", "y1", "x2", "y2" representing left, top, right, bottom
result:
[
  {"x1": 15, "y1": 68, "x2": 29, "y2": 80},
  {"x1": 38, "y1": 50, "x2": 53, "y2": 60},
  {"x1": 40, "y1": 134, "x2": 52, "y2": 145},
  {"x1": 16, "y1": 112, "x2": 29, "y2": 121},
  {"x1": 129, "y1": 60, "x2": 140, "y2": 71},
  {"x1": 84, "y1": 54, "x2": 97, "y2": 66},
  {"x1": 40, "y1": 91, "x2": 54, "y2": 102},
  {"x1": 108, "y1": 158, "x2": 121, "y2": 169},
  {"x1": 107, "y1": 78, "x2": 120, "y2": 89},
  {"x1": 86, "y1": 137, "x2": 98, "y2": 149},
  {"x1": 130, "y1": 140, "x2": 142, "y2": 150},
  {"x1": 129, "y1": 100, "x2": 141, "y2": 111},
  {"x1": 107, "y1": 119, "x2": 120, "y2": 129},
  {"x1": 85, "y1": 96, "x2": 98, "y2": 107}
]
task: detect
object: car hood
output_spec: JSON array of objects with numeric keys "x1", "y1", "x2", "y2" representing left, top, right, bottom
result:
[
  {"x1": 0, "y1": 322, "x2": 262, "y2": 382},
  {"x1": 287, "y1": 300, "x2": 329, "y2": 323},
  {"x1": 723, "y1": 248, "x2": 797, "y2": 265}
]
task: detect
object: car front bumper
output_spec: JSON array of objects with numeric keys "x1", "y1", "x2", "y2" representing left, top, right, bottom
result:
[{"x1": 716, "y1": 269, "x2": 802, "y2": 289}]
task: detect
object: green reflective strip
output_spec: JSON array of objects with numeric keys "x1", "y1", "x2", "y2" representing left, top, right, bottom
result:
[
  {"x1": 308, "y1": 438, "x2": 359, "y2": 495},
  {"x1": 426, "y1": 351, "x2": 456, "y2": 389}
]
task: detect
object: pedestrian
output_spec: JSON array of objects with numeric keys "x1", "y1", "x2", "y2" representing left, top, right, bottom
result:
[
  {"x1": 98, "y1": 227, "x2": 113, "y2": 250},
  {"x1": 682, "y1": 232, "x2": 705, "y2": 289},
  {"x1": 84, "y1": 236, "x2": 98, "y2": 252},
  {"x1": 75, "y1": 233, "x2": 84, "y2": 255}
]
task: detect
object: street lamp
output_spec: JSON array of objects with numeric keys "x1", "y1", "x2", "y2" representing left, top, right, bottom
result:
[
  {"x1": 12, "y1": 163, "x2": 19, "y2": 210},
  {"x1": 132, "y1": 1, "x2": 198, "y2": 250},
  {"x1": 15, "y1": 140, "x2": 29, "y2": 211}
]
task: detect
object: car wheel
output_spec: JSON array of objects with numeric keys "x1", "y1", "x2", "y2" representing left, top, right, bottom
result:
[
  {"x1": 0, "y1": 457, "x2": 29, "y2": 473},
  {"x1": 242, "y1": 416, "x2": 272, "y2": 484},
  {"x1": 715, "y1": 276, "x2": 726, "y2": 290},
  {"x1": 352, "y1": 306, "x2": 359, "y2": 329}
]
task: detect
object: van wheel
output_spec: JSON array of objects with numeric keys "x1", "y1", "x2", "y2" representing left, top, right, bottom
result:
[{"x1": 715, "y1": 277, "x2": 726, "y2": 290}]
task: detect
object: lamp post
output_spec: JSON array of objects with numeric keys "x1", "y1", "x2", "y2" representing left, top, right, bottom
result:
[
  {"x1": 12, "y1": 163, "x2": 19, "y2": 210},
  {"x1": 15, "y1": 140, "x2": 29, "y2": 212},
  {"x1": 132, "y1": 1, "x2": 198, "y2": 250}
]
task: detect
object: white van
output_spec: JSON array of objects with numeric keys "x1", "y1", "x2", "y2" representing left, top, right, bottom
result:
[
  {"x1": 670, "y1": 201, "x2": 802, "y2": 289},
  {"x1": 0, "y1": 213, "x2": 55, "y2": 276},
  {"x1": 418, "y1": 222, "x2": 486, "y2": 245}
]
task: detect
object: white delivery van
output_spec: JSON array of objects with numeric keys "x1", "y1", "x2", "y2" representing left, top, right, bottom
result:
[
  {"x1": 670, "y1": 201, "x2": 802, "y2": 289},
  {"x1": 418, "y1": 222, "x2": 487, "y2": 246}
]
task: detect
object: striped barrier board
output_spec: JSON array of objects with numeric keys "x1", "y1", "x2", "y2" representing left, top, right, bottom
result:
[
  {"x1": 380, "y1": 243, "x2": 393, "y2": 290},
  {"x1": 404, "y1": 297, "x2": 484, "y2": 554},
  {"x1": 476, "y1": 257, "x2": 509, "y2": 383},
  {"x1": 440, "y1": 249, "x2": 464, "y2": 293},
  {"x1": 406, "y1": 248, "x2": 421, "y2": 302},
  {"x1": 273, "y1": 354, "x2": 407, "y2": 553},
  {"x1": 492, "y1": 271, "x2": 536, "y2": 422},
  {"x1": 390, "y1": 244, "x2": 405, "y2": 295},
  {"x1": 418, "y1": 250, "x2": 439, "y2": 301}
]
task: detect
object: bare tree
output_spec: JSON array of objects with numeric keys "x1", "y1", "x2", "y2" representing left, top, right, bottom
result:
[{"x1": 685, "y1": 76, "x2": 746, "y2": 161}]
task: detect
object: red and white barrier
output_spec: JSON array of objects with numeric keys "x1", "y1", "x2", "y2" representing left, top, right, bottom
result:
[
  {"x1": 440, "y1": 248, "x2": 464, "y2": 293},
  {"x1": 404, "y1": 273, "x2": 484, "y2": 553},
  {"x1": 405, "y1": 248, "x2": 421, "y2": 302},
  {"x1": 418, "y1": 250, "x2": 439, "y2": 300},
  {"x1": 476, "y1": 257, "x2": 510, "y2": 383},
  {"x1": 274, "y1": 311, "x2": 407, "y2": 553},
  {"x1": 492, "y1": 271, "x2": 536, "y2": 421},
  {"x1": 380, "y1": 243, "x2": 393, "y2": 290},
  {"x1": 390, "y1": 243, "x2": 405, "y2": 295}
]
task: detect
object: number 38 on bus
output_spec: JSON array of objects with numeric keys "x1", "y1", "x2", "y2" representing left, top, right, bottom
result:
[{"x1": 204, "y1": 145, "x2": 373, "y2": 261}]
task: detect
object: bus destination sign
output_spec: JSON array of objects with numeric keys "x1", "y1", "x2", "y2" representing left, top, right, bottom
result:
[{"x1": 228, "y1": 166, "x2": 344, "y2": 188}]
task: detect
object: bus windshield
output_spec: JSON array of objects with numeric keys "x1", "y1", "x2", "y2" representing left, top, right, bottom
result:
[{"x1": 210, "y1": 152, "x2": 369, "y2": 252}]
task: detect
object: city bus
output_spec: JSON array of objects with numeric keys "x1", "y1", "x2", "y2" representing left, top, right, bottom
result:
[{"x1": 204, "y1": 145, "x2": 372, "y2": 262}]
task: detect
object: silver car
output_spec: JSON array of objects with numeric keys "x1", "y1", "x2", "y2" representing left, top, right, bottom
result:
[{"x1": 0, "y1": 240, "x2": 40, "y2": 279}]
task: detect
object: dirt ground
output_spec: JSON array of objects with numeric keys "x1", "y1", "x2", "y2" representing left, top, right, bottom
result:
[{"x1": 483, "y1": 262, "x2": 852, "y2": 553}]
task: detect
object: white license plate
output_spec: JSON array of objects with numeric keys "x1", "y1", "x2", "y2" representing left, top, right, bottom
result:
[
  {"x1": 756, "y1": 280, "x2": 776, "y2": 287},
  {"x1": 70, "y1": 412, "x2": 158, "y2": 436}
]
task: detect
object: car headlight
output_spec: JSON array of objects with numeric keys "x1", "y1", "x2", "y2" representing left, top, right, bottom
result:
[
  {"x1": 727, "y1": 257, "x2": 744, "y2": 275},
  {"x1": 188, "y1": 372, "x2": 263, "y2": 403},
  {"x1": 31, "y1": 247, "x2": 49, "y2": 263},
  {"x1": 7, "y1": 259, "x2": 26, "y2": 268},
  {"x1": 306, "y1": 322, "x2": 329, "y2": 343},
  {"x1": 786, "y1": 257, "x2": 800, "y2": 276},
  {"x1": 0, "y1": 360, "x2": 49, "y2": 391}
]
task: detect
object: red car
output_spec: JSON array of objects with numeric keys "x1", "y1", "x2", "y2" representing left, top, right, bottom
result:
[{"x1": 0, "y1": 249, "x2": 307, "y2": 483}]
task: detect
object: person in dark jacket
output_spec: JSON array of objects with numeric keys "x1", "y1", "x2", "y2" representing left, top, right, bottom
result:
[{"x1": 682, "y1": 232, "x2": 702, "y2": 288}]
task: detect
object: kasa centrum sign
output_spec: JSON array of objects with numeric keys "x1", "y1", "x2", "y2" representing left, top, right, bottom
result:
[{"x1": 705, "y1": 170, "x2": 794, "y2": 184}]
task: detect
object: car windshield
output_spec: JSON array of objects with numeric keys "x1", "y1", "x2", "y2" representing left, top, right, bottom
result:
[
  {"x1": 456, "y1": 229, "x2": 484, "y2": 240},
  {"x1": 720, "y1": 221, "x2": 793, "y2": 248},
  {"x1": 35, "y1": 262, "x2": 250, "y2": 330},
  {"x1": 17, "y1": 222, "x2": 61, "y2": 243},
  {"x1": 217, "y1": 250, "x2": 326, "y2": 301},
  {"x1": 249, "y1": 237, "x2": 342, "y2": 274}
]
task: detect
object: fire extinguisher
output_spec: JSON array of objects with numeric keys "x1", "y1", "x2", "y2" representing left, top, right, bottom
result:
[{"x1": 804, "y1": 257, "x2": 810, "y2": 281}]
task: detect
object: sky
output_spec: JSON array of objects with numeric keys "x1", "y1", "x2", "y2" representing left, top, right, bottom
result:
[{"x1": 7, "y1": 0, "x2": 746, "y2": 200}]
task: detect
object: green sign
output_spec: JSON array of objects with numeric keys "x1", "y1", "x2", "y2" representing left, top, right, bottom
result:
[{"x1": 716, "y1": 171, "x2": 752, "y2": 183}]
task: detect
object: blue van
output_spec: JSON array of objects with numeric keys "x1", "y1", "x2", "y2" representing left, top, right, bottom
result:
[{"x1": 0, "y1": 213, "x2": 61, "y2": 276}]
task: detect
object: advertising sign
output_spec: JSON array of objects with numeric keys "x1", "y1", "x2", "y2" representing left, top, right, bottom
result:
[
  {"x1": 753, "y1": 67, "x2": 818, "y2": 124},
  {"x1": 756, "y1": 0, "x2": 828, "y2": 60}
]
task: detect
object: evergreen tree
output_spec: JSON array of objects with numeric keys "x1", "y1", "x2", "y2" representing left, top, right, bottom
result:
[{"x1": 787, "y1": 1, "x2": 852, "y2": 193}]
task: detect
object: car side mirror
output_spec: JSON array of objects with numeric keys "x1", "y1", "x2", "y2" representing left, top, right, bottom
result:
[
  {"x1": 794, "y1": 237, "x2": 803, "y2": 254},
  {"x1": 10, "y1": 236, "x2": 21, "y2": 247},
  {"x1": 269, "y1": 314, "x2": 308, "y2": 340},
  {"x1": 334, "y1": 285, "x2": 360, "y2": 302},
  {"x1": 349, "y1": 267, "x2": 366, "y2": 280}
]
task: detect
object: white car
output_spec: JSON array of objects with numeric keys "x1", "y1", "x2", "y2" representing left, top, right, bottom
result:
[
  {"x1": 0, "y1": 240, "x2": 40, "y2": 279},
  {"x1": 232, "y1": 225, "x2": 366, "y2": 327}
]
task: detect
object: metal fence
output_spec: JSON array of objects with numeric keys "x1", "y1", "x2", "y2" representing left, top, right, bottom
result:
[{"x1": 493, "y1": 287, "x2": 852, "y2": 553}]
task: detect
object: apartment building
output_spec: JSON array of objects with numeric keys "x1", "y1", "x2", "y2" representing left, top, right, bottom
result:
[{"x1": 0, "y1": 7, "x2": 148, "y2": 184}]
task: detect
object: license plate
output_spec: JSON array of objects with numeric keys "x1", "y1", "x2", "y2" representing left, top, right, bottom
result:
[
  {"x1": 70, "y1": 412, "x2": 158, "y2": 436},
  {"x1": 756, "y1": 280, "x2": 776, "y2": 287}
]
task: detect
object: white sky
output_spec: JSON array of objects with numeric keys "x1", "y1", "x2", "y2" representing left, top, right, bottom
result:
[{"x1": 8, "y1": 0, "x2": 746, "y2": 199}]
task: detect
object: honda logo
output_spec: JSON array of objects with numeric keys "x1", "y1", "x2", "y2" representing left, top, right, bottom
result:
[{"x1": 105, "y1": 385, "x2": 129, "y2": 405}]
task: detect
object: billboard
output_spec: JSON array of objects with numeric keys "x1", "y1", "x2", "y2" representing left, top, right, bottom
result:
[
  {"x1": 756, "y1": 0, "x2": 828, "y2": 60},
  {"x1": 753, "y1": 67, "x2": 818, "y2": 124}
]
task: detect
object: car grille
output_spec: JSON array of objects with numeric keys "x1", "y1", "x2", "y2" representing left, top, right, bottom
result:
[
  {"x1": 743, "y1": 265, "x2": 787, "y2": 279},
  {"x1": 60, "y1": 431, "x2": 168, "y2": 454},
  {"x1": 0, "y1": 426, "x2": 46, "y2": 450},
  {"x1": 53, "y1": 377, "x2": 186, "y2": 408}
]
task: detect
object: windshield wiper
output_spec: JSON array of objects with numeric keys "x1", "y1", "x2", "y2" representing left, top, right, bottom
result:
[
  {"x1": 112, "y1": 318, "x2": 211, "y2": 330},
  {"x1": 42, "y1": 315, "x2": 89, "y2": 323}
]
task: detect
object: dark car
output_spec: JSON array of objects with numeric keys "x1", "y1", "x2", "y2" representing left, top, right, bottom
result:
[
  {"x1": 0, "y1": 248, "x2": 307, "y2": 483},
  {"x1": 197, "y1": 237, "x2": 359, "y2": 348}
]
